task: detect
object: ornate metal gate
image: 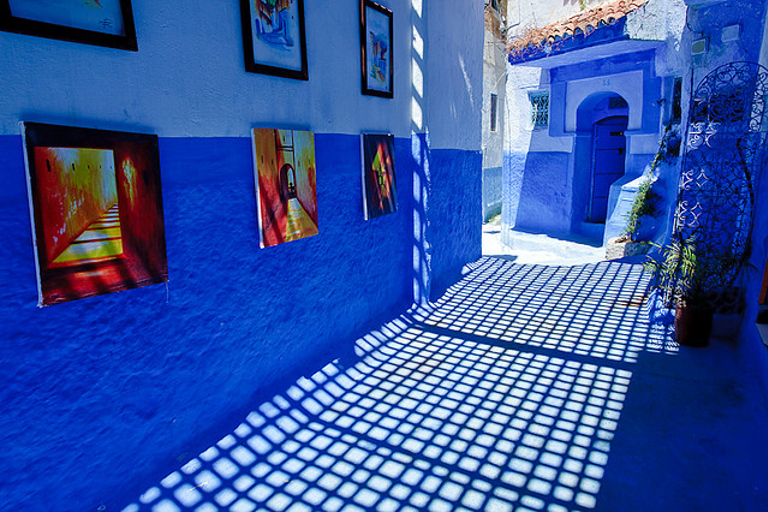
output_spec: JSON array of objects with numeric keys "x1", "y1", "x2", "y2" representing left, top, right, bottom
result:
[{"x1": 672, "y1": 62, "x2": 768, "y2": 299}]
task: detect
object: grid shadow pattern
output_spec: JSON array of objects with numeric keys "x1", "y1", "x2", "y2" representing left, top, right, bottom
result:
[
  {"x1": 421, "y1": 259, "x2": 676, "y2": 363},
  {"x1": 122, "y1": 258, "x2": 675, "y2": 512}
]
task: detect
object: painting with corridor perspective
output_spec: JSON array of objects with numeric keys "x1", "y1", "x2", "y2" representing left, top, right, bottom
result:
[
  {"x1": 22, "y1": 122, "x2": 168, "y2": 306},
  {"x1": 252, "y1": 128, "x2": 319, "y2": 248}
]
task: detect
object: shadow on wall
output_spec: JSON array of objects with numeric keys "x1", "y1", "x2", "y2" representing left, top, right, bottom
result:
[{"x1": 121, "y1": 257, "x2": 678, "y2": 512}]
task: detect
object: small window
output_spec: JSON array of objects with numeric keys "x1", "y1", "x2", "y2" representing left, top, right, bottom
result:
[
  {"x1": 672, "y1": 77, "x2": 682, "y2": 122},
  {"x1": 490, "y1": 93, "x2": 498, "y2": 132},
  {"x1": 529, "y1": 91, "x2": 549, "y2": 127}
]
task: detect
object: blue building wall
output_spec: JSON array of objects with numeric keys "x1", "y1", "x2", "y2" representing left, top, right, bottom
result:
[
  {"x1": 503, "y1": 50, "x2": 663, "y2": 244},
  {"x1": 0, "y1": 1, "x2": 483, "y2": 510}
]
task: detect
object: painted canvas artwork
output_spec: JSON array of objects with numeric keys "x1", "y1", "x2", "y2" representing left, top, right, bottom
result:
[
  {"x1": 23, "y1": 123, "x2": 168, "y2": 306},
  {"x1": 241, "y1": 0, "x2": 307, "y2": 79},
  {"x1": 361, "y1": 0, "x2": 392, "y2": 97},
  {"x1": 7, "y1": 0, "x2": 127, "y2": 36},
  {"x1": 252, "y1": 128, "x2": 319, "y2": 247},
  {"x1": 361, "y1": 133, "x2": 397, "y2": 219}
]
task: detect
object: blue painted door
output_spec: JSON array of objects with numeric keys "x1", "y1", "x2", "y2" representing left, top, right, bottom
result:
[{"x1": 588, "y1": 116, "x2": 628, "y2": 222}]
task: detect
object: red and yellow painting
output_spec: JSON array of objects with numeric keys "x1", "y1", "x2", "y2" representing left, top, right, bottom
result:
[
  {"x1": 23, "y1": 123, "x2": 168, "y2": 306},
  {"x1": 252, "y1": 128, "x2": 319, "y2": 247},
  {"x1": 361, "y1": 133, "x2": 397, "y2": 219}
]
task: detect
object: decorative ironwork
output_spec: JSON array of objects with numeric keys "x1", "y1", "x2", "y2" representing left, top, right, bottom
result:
[
  {"x1": 671, "y1": 62, "x2": 768, "y2": 303},
  {"x1": 529, "y1": 91, "x2": 550, "y2": 127}
]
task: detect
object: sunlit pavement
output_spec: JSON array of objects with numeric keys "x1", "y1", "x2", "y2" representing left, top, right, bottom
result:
[
  {"x1": 482, "y1": 220, "x2": 604, "y2": 267},
  {"x1": 123, "y1": 257, "x2": 768, "y2": 512}
]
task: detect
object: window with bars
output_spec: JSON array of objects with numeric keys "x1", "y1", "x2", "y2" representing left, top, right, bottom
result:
[
  {"x1": 490, "y1": 93, "x2": 498, "y2": 132},
  {"x1": 529, "y1": 91, "x2": 549, "y2": 127}
]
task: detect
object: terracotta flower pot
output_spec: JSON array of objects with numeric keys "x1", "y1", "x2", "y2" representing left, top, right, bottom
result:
[{"x1": 674, "y1": 303, "x2": 713, "y2": 347}]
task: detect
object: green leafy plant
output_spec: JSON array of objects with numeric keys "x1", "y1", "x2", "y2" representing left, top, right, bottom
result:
[
  {"x1": 644, "y1": 235, "x2": 744, "y2": 310},
  {"x1": 644, "y1": 236, "x2": 705, "y2": 308},
  {"x1": 619, "y1": 122, "x2": 679, "y2": 242},
  {"x1": 622, "y1": 177, "x2": 660, "y2": 242}
]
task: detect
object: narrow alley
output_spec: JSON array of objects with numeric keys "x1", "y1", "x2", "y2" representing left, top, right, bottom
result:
[{"x1": 124, "y1": 257, "x2": 768, "y2": 512}]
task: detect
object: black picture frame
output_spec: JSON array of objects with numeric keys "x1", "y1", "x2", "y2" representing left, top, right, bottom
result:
[
  {"x1": 240, "y1": 0, "x2": 308, "y2": 80},
  {"x1": 0, "y1": 0, "x2": 137, "y2": 51},
  {"x1": 360, "y1": 0, "x2": 393, "y2": 98}
]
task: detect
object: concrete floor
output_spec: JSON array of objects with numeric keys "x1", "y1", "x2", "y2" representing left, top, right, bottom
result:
[{"x1": 122, "y1": 238, "x2": 768, "y2": 512}]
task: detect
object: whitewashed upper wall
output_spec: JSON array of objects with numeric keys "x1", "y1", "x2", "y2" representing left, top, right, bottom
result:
[{"x1": 0, "y1": 0, "x2": 482, "y2": 149}]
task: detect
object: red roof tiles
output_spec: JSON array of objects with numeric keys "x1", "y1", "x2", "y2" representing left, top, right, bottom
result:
[{"x1": 507, "y1": 0, "x2": 649, "y2": 53}]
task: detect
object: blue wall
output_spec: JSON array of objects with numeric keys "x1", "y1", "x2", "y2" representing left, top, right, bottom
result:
[
  {"x1": 482, "y1": 165, "x2": 502, "y2": 221},
  {"x1": 0, "y1": 133, "x2": 446, "y2": 510},
  {"x1": 0, "y1": 1, "x2": 484, "y2": 509}
]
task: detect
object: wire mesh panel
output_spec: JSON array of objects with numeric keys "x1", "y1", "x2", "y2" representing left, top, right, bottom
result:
[{"x1": 673, "y1": 62, "x2": 768, "y2": 295}]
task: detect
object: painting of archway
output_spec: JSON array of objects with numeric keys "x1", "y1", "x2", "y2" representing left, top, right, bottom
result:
[
  {"x1": 23, "y1": 122, "x2": 168, "y2": 306},
  {"x1": 252, "y1": 128, "x2": 319, "y2": 247}
]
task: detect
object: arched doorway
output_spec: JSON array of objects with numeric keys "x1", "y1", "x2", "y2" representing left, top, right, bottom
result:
[
  {"x1": 574, "y1": 93, "x2": 629, "y2": 228},
  {"x1": 588, "y1": 114, "x2": 628, "y2": 222},
  {"x1": 279, "y1": 163, "x2": 297, "y2": 201}
]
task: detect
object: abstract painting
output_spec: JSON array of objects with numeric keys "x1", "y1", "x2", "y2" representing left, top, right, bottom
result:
[
  {"x1": 1, "y1": 0, "x2": 137, "y2": 50},
  {"x1": 361, "y1": 133, "x2": 397, "y2": 219},
  {"x1": 23, "y1": 122, "x2": 167, "y2": 306},
  {"x1": 240, "y1": 0, "x2": 308, "y2": 80},
  {"x1": 252, "y1": 128, "x2": 318, "y2": 247},
  {"x1": 360, "y1": 0, "x2": 393, "y2": 97}
]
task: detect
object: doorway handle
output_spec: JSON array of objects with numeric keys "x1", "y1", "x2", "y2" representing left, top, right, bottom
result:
[{"x1": 617, "y1": 148, "x2": 625, "y2": 155}]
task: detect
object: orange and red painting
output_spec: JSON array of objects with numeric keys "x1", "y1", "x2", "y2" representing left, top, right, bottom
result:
[
  {"x1": 252, "y1": 128, "x2": 319, "y2": 247},
  {"x1": 361, "y1": 133, "x2": 397, "y2": 220},
  {"x1": 23, "y1": 123, "x2": 168, "y2": 306}
]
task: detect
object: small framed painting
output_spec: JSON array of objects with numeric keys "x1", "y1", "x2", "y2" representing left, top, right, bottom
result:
[
  {"x1": 252, "y1": 128, "x2": 319, "y2": 247},
  {"x1": 240, "y1": 0, "x2": 308, "y2": 80},
  {"x1": 0, "y1": 0, "x2": 138, "y2": 50},
  {"x1": 22, "y1": 122, "x2": 168, "y2": 306},
  {"x1": 360, "y1": 0, "x2": 393, "y2": 98},
  {"x1": 361, "y1": 133, "x2": 397, "y2": 219}
]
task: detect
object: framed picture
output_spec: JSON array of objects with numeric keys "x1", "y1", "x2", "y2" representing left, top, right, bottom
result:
[
  {"x1": 0, "y1": 0, "x2": 138, "y2": 50},
  {"x1": 22, "y1": 122, "x2": 168, "y2": 306},
  {"x1": 360, "y1": 0, "x2": 392, "y2": 98},
  {"x1": 361, "y1": 133, "x2": 397, "y2": 219},
  {"x1": 240, "y1": 0, "x2": 308, "y2": 80},
  {"x1": 252, "y1": 128, "x2": 318, "y2": 247}
]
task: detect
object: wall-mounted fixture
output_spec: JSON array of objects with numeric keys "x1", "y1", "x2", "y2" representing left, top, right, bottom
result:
[
  {"x1": 692, "y1": 37, "x2": 709, "y2": 55},
  {"x1": 722, "y1": 24, "x2": 741, "y2": 42}
]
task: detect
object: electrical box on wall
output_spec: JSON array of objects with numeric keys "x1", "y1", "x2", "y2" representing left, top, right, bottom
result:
[
  {"x1": 692, "y1": 37, "x2": 709, "y2": 55},
  {"x1": 721, "y1": 24, "x2": 741, "y2": 42}
]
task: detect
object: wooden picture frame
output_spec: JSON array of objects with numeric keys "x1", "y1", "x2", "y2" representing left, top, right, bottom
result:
[
  {"x1": 240, "y1": 0, "x2": 308, "y2": 80},
  {"x1": 0, "y1": 0, "x2": 137, "y2": 50},
  {"x1": 361, "y1": 132, "x2": 397, "y2": 219},
  {"x1": 360, "y1": 0, "x2": 393, "y2": 98}
]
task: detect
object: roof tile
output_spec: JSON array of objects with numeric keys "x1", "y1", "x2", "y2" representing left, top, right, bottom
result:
[{"x1": 508, "y1": 0, "x2": 649, "y2": 53}]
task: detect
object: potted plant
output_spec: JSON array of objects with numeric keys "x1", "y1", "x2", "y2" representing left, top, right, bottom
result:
[{"x1": 644, "y1": 236, "x2": 712, "y2": 346}]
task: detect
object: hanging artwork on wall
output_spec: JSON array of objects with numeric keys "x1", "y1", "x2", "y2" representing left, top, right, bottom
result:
[
  {"x1": 252, "y1": 128, "x2": 318, "y2": 247},
  {"x1": 0, "y1": 0, "x2": 137, "y2": 50},
  {"x1": 240, "y1": 0, "x2": 308, "y2": 80},
  {"x1": 22, "y1": 122, "x2": 168, "y2": 306},
  {"x1": 360, "y1": 0, "x2": 393, "y2": 98},
  {"x1": 361, "y1": 133, "x2": 397, "y2": 219}
]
